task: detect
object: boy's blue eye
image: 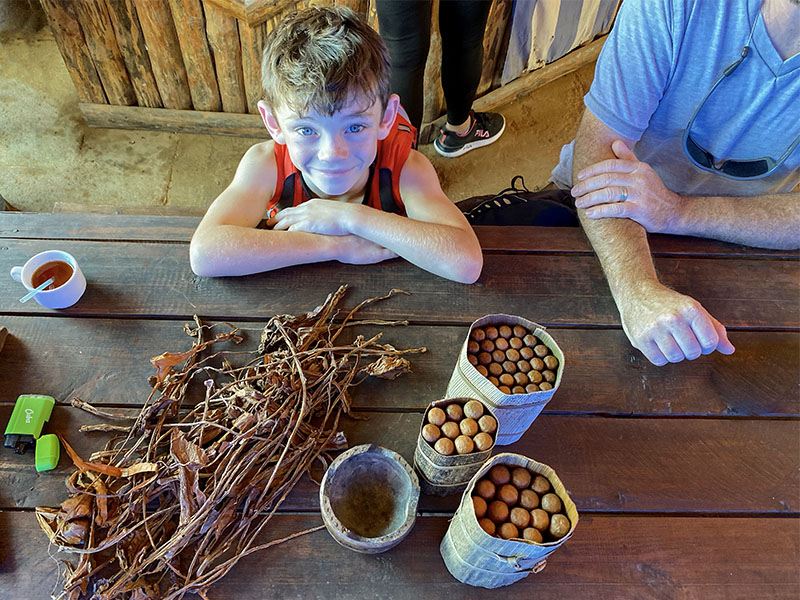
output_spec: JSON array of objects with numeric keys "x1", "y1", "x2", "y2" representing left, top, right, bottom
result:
[
  {"x1": 347, "y1": 124, "x2": 366, "y2": 133},
  {"x1": 296, "y1": 127, "x2": 315, "y2": 136}
]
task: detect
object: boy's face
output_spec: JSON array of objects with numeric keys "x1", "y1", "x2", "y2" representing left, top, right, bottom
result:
[{"x1": 258, "y1": 94, "x2": 399, "y2": 199}]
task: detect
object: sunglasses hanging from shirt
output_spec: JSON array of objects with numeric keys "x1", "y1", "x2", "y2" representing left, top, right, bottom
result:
[{"x1": 681, "y1": 7, "x2": 800, "y2": 180}]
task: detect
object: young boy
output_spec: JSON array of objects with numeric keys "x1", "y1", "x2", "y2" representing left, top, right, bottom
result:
[{"x1": 189, "y1": 6, "x2": 483, "y2": 284}]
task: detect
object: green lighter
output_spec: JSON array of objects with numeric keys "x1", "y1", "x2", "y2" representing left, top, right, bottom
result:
[{"x1": 3, "y1": 394, "x2": 55, "y2": 454}]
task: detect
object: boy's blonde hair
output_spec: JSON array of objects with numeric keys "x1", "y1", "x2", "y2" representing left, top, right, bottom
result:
[{"x1": 261, "y1": 6, "x2": 391, "y2": 116}]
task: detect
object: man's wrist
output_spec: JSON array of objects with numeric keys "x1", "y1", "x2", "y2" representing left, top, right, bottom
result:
[
  {"x1": 609, "y1": 270, "x2": 660, "y2": 307},
  {"x1": 665, "y1": 192, "x2": 695, "y2": 236}
]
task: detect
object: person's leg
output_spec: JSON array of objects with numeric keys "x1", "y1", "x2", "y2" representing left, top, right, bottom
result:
[
  {"x1": 438, "y1": 0, "x2": 491, "y2": 130},
  {"x1": 375, "y1": 0, "x2": 431, "y2": 130},
  {"x1": 433, "y1": 0, "x2": 505, "y2": 157}
]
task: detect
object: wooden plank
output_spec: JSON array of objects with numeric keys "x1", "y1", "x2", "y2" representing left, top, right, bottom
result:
[
  {"x1": 73, "y1": 0, "x2": 137, "y2": 106},
  {"x1": 334, "y1": 0, "x2": 370, "y2": 15},
  {"x1": 420, "y1": 36, "x2": 604, "y2": 143},
  {"x1": 204, "y1": 0, "x2": 298, "y2": 27},
  {"x1": 0, "y1": 317, "x2": 796, "y2": 417},
  {"x1": 476, "y1": 35, "x2": 604, "y2": 112},
  {"x1": 2, "y1": 411, "x2": 797, "y2": 512},
  {"x1": 78, "y1": 102, "x2": 266, "y2": 137},
  {"x1": 51, "y1": 202, "x2": 207, "y2": 217},
  {"x1": 168, "y1": 0, "x2": 223, "y2": 111},
  {"x1": 105, "y1": 0, "x2": 163, "y2": 108},
  {"x1": 238, "y1": 20, "x2": 271, "y2": 113},
  {"x1": 135, "y1": 0, "x2": 193, "y2": 109},
  {"x1": 477, "y1": 0, "x2": 513, "y2": 97},
  {"x1": 1, "y1": 240, "x2": 798, "y2": 329},
  {"x1": 38, "y1": 0, "x2": 107, "y2": 104},
  {"x1": 0, "y1": 213, "x2": 202, "y2": 241},
  {"x1": 2, "y1": 216, "x2": 798, "y2": 260},
  {"x1": 2, "y1": 512, "x2": 798, "y2": 599},
  {"x1": 421, "y1": 1, "x2": 444, "y2": 125},
  {"x1": 204, "y1": 2, "x2": 248, "y2": 114},
  {"x1": 476, "y1": 227, "x2": 800, "y2": 259}
]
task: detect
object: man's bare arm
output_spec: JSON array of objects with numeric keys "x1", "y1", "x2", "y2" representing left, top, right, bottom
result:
[
  {"x1": 573, "y1": 109, "x2": 734, "y2": 366},
  {"x1": 572, "y1": 136, "x2": 800, "y2": 250},
  {"x1": 671, "y1": 193, "x2": 800, "y2": 249}
]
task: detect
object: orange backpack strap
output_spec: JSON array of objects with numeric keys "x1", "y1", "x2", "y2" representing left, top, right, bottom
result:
[
  {"x1": 368, "y1": 111, "x2": 417, "y2": 216},
  {"x1": 266, "y1": 143, "x2": 307, "y2": 218}
]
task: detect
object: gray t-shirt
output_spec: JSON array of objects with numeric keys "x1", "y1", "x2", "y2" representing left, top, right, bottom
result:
[{"x1": 552, "y1": 0, "x2": 800, "y2": 196}]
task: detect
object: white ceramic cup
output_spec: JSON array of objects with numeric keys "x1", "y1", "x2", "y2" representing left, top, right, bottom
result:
[{"x1": 10, "y1": 250, "x2": 87, "y2": 309}]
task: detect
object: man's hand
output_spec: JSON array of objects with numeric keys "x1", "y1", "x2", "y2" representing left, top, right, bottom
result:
[
  {"x1": 572, "y1": 140, "x2": 685, "y2": 234},
  {"x1": 618, "y1": 281, "x2": 735, "y2": 365},
  {"x1": 335, "y1": 234, "x2": 397, "y2": 265},
  {"x1": 270, "y1": 199, "x2": 359, "y2": 236}
]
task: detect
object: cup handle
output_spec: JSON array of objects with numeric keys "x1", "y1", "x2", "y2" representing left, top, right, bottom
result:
[{"x1": 10, "y1": 266, "x2": 23, "y2": 283}]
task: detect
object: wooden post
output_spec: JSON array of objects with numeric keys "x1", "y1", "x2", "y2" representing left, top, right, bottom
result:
[
  {"x1": 204, "y1": 3, "x2": 247, "y2": 114},
  {"x1": 39, "y1": 0, "x2": 107, "y2": 104},
  {"x1": 421, "y1": 0, "x2": 443, "y2": 125},
  {"x1": 135, "y1": 0, "x2": 193, "y2": 109},
  {"x1": 74, "y1": 0, "x2": 137, "y2": 106},
  {"x1": 477, "y1": 0, "x2": 513, "y2": 97},
  {"x1": 365, "y1": 0, "x2": 379, "y2": 30},
  {"x1": 168, "y1": 0, "x2": 222, "y2": 112},
  {"x1": 105, "y1": 0, "x2": 163, "y2": 108},
  {"x1": 334, "y1": 0, "x2": 370, "y2": 16},
  {"x1": 239, "y1": 21, "x2": 270, "y2": 113}
]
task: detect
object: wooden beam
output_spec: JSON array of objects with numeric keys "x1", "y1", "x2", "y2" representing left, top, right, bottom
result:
[
  {"x1": 421, "y1": 1, "x2": 443, "y2": 125},
  {"x1": 419, "y1": 36, "x2": 605, "y2": 144},
  {"x1": 477, "y1": 0, "x2": 513, "y2": 97},
  {"x1": 238, "y1": 20, "x2": 270, "y2": 113},
  {"x1": 74, "y1": 0, "x2": 137, "y2": 105},
  {"x1": 135, "y1": 0, "x2": 193, "y2": 109},
  {"x1": 205, "y1": 3, "x2": 248, "y2": 113},
  {"x1": 79, "y1": 102, "x2": 268, "y2": 137},
  {"x1": 39, "y1": 0, "x2": 107, "y2": 104},
  {"x1": 105, "y1": 0, "x2": 163, "y2": 107},
  {"x1": 203, "y1": 0, "x2": 301, "y2": 27},
  {"x1": 168, "y1": 0, "x2": 222, "y2": 111}
]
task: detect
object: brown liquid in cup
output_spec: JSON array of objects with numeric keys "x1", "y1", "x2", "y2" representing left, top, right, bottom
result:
[{"x1": 32, "y1": 260, "x2": 73, "y2": 290}]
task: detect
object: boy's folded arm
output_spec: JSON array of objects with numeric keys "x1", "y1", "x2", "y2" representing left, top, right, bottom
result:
[
  {"x1": 347, "y1": 150, "x2": 484, "y2": 284},
  {"x1": 190, "y1": 143, "x2": 350, "y2": 276}
]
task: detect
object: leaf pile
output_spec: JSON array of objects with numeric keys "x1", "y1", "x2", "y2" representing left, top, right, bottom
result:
[{"x1": 36, "y1": 286, "x2": 425, "y2": 599}]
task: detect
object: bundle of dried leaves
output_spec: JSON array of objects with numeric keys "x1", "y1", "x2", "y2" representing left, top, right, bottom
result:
[{"x1": 36, "y1": 286, "x2": 425, "y2": 600}]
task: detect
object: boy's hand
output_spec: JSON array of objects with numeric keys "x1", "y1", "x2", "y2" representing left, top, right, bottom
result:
[
  {"x1": 336, "y1": 235, "x2": 397, "y2": 264},
  {"x1": 270, "y1": 199, "x2": 358, "y2": 236}
]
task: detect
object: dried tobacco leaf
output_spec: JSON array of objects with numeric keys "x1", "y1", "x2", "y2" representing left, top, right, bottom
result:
[
  {"x1": 40, "y1": 287, "x2": 424, "y2": 600},
  {"x1": 361, "y1": 354, "x2": 413, "y2": 379}
]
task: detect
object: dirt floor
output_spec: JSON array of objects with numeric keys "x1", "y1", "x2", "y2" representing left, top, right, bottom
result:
[{"x1": 0, "y1": 6, "x2": 594, "y2": 215}]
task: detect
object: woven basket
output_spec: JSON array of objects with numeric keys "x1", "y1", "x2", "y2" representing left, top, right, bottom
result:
[
  {"x1": 440, "y1": 452, "x2": 579, "y2": 588},
  {"x1": 413, "y1": 398, "x2": 497, "y2": 496},
  {"x1": 445, "y1": 314, "x2": 564, "y2": 444}
]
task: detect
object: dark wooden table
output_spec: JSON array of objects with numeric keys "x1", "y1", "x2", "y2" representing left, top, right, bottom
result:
[{"x1": 1, "y1": 213, "x2": 798, "y2": 599}]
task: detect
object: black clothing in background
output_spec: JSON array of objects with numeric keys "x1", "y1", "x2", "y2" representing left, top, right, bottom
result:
[{"x1": 376, "y1": 0, "x2": 492, "y2": 130}]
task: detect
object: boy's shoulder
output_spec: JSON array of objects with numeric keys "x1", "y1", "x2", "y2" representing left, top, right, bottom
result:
[
  {"x1": 230, "y1": 140, "x2": 279, "y2": 200},
  {"x1": 241, "y1": 140, "x2": 276, "y2": 166},
  {"x1": 235, "y1": 141, "x2": 277, "y2": 179},
  {"x1": 399, "y1": 148, "x2": 434, "y2": 180},
  {"x1": 397, "y1": 147, "x2": 450, "y2": 206}
]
